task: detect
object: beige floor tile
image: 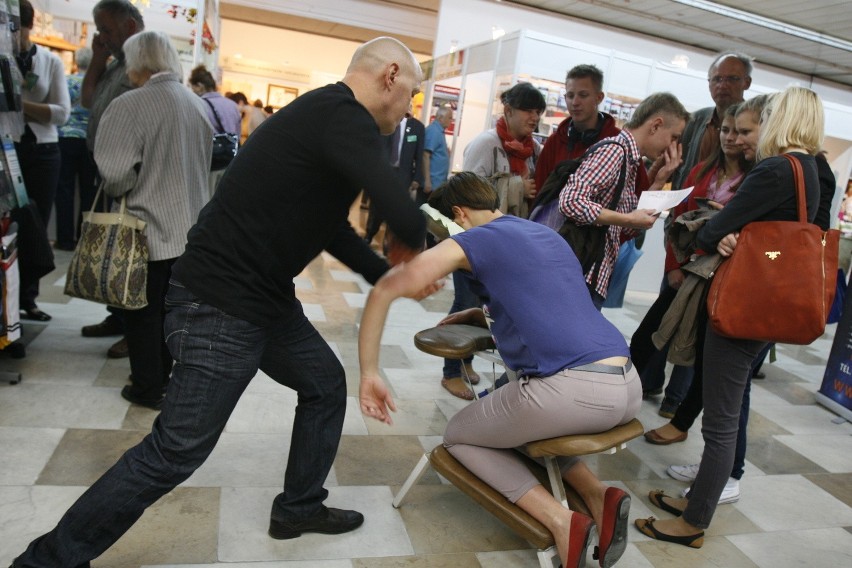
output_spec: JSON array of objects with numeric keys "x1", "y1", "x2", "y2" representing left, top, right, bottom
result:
[
  {"x1": 803, "y1": 472, "x2": 852, "y2": 508},
  {"x1": 353, "y1": 553, "x2": 482, "y2": 567},
  {"x1": 743, "y1": 436, "x2": 828, "y2": 475},
  {"x1": 93, "y1": 487, "x2": 220, "y2": 568},
  {"x1": 394, "y1": 484, "x2": 528, "y2": 555},
  {"x1": 335, "y1": 434, "x2": 441, "y2": 486},
  {"x1": 37, "y1": 428, "x2": 147, "y2": 486},
  {"x1": 475, "y1": 549, "x2": 539, "y2": 567}
]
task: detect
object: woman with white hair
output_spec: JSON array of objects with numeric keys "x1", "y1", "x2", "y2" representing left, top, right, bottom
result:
[{"x1": 95, "y1": 30, "x2": 212, "y2": 409}]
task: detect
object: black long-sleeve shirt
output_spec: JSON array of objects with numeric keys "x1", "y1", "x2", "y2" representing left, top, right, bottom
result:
[
  {"x1": 173, "y1": 82, "x2": 426, "y2": 326},
  {"x1": 697, "y1": 153, "x2": 821, "y2": 251}
]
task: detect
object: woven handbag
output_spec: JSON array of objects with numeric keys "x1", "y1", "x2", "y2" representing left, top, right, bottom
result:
[
  {"x1": 707, "y1": 154, "x2": 839, "y2": 344},
  {"x1": 64, "y1": 188, "x2": 149, "y2": 310}
]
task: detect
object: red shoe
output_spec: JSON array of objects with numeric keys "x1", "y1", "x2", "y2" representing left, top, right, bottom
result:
[
  {"x1": 595, "y1": 487, "x2": 631, "y2": 567},
  {"x1": 565, "y1": 512, "x2": 594, "y2": 568}
]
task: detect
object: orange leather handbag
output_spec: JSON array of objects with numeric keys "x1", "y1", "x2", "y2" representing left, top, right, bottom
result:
[{"x1": 707, "y1": 154, "x2": 839, "y2": 344}]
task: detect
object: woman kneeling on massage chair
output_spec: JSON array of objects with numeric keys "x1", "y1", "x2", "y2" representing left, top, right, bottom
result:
[{"x1": 358, "y1": 171, "x2": 642, "y2": 568}]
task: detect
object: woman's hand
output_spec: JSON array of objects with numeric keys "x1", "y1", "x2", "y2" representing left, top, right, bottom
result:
[
  {"x1": 717, "y1": 232, "x2": 739, "y2": 257},
  {"x1": 359, "y1": 375, "x2": 396, "y2": 425},
  {"x1": 523, "y1": 177, "x2": 537, "y2": 200},
  {"x1": 666, "y1": 268, "x2": 686, "y2": 290},
  {"x1": 438, "y1": 307, "x2": 487, "y2": 327}
]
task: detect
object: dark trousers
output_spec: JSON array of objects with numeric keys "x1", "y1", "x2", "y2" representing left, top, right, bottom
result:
[
  {"x1": 682, "y1": 324, "x2": 767, "y2": 528},
  {"x1": 630, "y1": 282, "x2": 694, "y2": 402},
  {"x1": 55, "y1": 138, "x2": 97, "y2": 247},
  {"x1": 442, "y1": 270, "x2": 480, "y2": 377},
  {"x1": 124, "y1": 259, "x2": 175, "y2": 401},
  {"x1": 15, "y1": 140, "x2": 60, "y2": 310},
  {"x1": 14, "y1": 280, "x2": 347, "y2": 566}
]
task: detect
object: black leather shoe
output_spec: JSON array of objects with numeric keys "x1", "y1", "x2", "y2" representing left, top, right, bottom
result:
[
  {"x1": 82, "y1": 316, "x2": 124, "y2": 337},
  {"x1": 268, "y1": 506, "x2": 364, "y2": 540},
  {"x1": 121, "y1": 385, "x2": 163, "y2": 410}
]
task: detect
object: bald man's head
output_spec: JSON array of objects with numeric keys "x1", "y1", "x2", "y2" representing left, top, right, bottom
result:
[
  {"x1": 344, "y1": 37, "x2": 423, "y2": 135},
  {"x1": 347, "y1": 37, "x2": 422, "y2": 82}
]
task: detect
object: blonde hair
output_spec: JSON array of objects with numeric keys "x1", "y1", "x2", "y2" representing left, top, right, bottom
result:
[{"x1": 757, "y1": 86, "x2": 824, "y2": 160}]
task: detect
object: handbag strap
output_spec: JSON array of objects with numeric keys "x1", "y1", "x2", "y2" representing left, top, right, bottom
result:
[
  {"x1": 88, "y1": 183, "x2": 128, "y2": 217},
  {"x1": 782, "y1": 154, "x2": 808, "y2": 224},
  {"x1": 203, "y1": 97, "x2": 226, "y2": 134}
]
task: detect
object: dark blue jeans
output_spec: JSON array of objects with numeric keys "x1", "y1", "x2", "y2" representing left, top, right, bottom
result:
[
  {"x1": 55, "y1": 138, "x2": 97, "y2": 246},
  {"x1": 443, "y1": 270, "x2": 479, "y2": 377},
  {"x1": 14, "y1": 280, "x2": 347, "y2": 566}
]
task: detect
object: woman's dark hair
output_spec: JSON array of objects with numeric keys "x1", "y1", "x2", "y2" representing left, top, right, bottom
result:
[
  {"x1": 500, "y1": 82, "x2": 546, "y2": 112},
  {"x1": 694, "y1": 104, "x2": 752, "y2": 186},
  {"x1": 228, "y1": 92, "x2": 248, "y2": 105},
  {"x1": 20, "y1": 0, "x2": 34, "y2": 29},
  {"x1": 428, "y1": 172, "x2": 500, "y2": 219},
  {"x1": 188, "y1": 65, "x2": 216, "y2": 91}
]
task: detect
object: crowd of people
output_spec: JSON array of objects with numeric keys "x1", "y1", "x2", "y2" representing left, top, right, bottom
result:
[{"x1": 7, "y1": 0, "x2": 838, "y2": 566}]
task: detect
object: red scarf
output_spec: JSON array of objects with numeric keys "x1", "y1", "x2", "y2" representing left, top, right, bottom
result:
[{"x1": 496, "y1": 116, "x2": 534, "y2": 176}]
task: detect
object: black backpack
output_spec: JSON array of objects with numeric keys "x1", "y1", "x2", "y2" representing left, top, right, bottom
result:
[{"x1": 529, "y1": 140, "x2": 628, "y2": 280}]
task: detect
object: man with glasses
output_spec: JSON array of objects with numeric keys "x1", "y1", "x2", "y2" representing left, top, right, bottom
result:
[
  {"x1": 630, "y1": 52, "x2": 752, "y2": 423},
  {"x1": 671, "y1": 52, "x2": 752, "y2": 193}
]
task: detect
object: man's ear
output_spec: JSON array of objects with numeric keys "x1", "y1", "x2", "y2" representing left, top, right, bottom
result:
[
  {"x1": 649, "y1": 115, "x2": 664, "y2": 133},
  {"x1": 384, "y1": 62, "x2": 400, "y2": 90}
]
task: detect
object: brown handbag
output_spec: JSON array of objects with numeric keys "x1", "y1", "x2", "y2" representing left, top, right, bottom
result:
[{"x1": 707, "y1": 154, "x2": 839, "y2": 344}]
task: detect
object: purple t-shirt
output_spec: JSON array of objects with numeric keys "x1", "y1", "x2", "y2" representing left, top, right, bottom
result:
[
  {"x1": 451, "y1": 215, "x2": 628, "y2": 377},
  {"x1": 201, "y1": 92, "x2": 241, "y2": 135}
]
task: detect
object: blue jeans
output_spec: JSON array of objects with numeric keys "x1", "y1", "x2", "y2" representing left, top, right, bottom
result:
[
  {"x1": 14, "y1": 281, "x2": 347, "y2": 566},
  {"x1": 443, "y1": 271, "x2": 479, "y2": 377}
]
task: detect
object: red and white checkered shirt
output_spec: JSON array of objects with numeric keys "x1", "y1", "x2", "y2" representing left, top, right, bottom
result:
[{"x1": 558, "y1": 130, "x2": 641, "y2": 298}]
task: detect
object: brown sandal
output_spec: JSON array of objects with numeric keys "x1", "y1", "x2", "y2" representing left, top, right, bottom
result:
[{"x1": 441, "y1": 377, "x2": 474, "y2": 400}]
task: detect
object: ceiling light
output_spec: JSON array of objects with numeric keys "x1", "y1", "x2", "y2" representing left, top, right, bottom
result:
[{"x1": 671, "y1": 0, "x2": 852, "y2": 52}]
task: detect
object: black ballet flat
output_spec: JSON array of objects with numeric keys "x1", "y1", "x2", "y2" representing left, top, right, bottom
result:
[
  {"x1": 635, "y1": 517, "x2": 704, "y2": 548},
  {"x1": 648, "y1": 490, "x2": 685, "y2": 516},
  {"x1": 20, "y1": 308, "x2": 52, "y2": 322}
]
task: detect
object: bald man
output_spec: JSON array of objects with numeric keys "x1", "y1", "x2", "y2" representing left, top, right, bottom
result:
[{"x1": 12, "y1": 37, "x2": 428, "y2": 567}]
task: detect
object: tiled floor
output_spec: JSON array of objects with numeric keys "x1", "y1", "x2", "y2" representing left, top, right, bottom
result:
[{"x1": 1, "y1": 219, "x2": 851, "y2": 567}]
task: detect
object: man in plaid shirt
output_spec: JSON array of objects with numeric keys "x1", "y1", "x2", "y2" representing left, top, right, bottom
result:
[{"x1": 560, "y1": 92, "x2": 690, "y2": 308}]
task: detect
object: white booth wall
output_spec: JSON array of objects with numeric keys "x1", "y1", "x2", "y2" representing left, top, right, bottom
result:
[{"x1": 430, "y1": 3, "x2": 852, "y2": 296}]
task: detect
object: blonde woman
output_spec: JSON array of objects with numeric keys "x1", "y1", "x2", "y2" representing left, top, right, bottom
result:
[{"x1": 637, "y1": 86, "x2": 828, "y2": 546}]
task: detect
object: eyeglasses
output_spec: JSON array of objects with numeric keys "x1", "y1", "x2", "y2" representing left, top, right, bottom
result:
[{"x1": 709, "y1": 75, "x2": 744, "y2": 85}]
